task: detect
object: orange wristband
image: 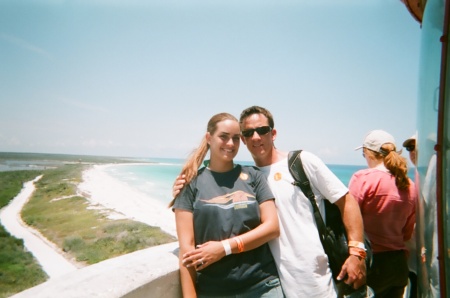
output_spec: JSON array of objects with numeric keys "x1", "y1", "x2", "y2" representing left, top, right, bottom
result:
[
  {"x1": 349, "y1": 247, "x2": 367, "y2": 259},
  {"x1": 234, "y1": 236, "x2": 244, "y2": 253}
]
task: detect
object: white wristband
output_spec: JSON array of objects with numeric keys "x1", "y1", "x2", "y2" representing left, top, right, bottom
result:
[
  {"x1": 222, "y1": 240, "x2": 232, "y2": 256},
  {"x1": 348, "y1": 241, "x2": 366, "y2": 251}
]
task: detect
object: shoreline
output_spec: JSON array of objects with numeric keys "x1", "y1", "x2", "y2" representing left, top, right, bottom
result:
[{"x1": 78, "y1": 164, "x2": 177, "y2": 237}]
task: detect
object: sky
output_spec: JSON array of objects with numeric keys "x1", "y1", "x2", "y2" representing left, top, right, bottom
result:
[{"x1": 0, "y1": 0, "x2": 422, "y2": 166}]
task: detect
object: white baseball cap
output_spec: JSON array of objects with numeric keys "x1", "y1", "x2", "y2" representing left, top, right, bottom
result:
[
  {"x1": 402, "y1": 134, "x2": 416, "y2": 148},
  {"x1": 355, "y1": 130, "x2": 397, "y2": 153}
]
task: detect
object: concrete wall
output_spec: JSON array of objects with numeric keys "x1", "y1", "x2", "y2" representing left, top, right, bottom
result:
[{"x1": 11, "y1": 242, "x2": 182, "y2": 298}]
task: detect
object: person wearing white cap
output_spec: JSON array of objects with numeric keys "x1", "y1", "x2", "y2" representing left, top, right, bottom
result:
[
  {"x1": 403, "y1": 135, "x2": 417, "y2": 166},
  {"x1": 349, "y1": 130, "x2": 417, "y2": 298},
  {"x1": 402, "y1": 134, "x2": 418, "y2": 298},
  {"x1": 403, "y1": 133, "x2": 440, "y2": 297}
]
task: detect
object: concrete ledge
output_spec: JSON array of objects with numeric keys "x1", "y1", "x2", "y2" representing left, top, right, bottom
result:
[{"x1": 11, "y1": 242, "x2": 182, "y2": 298}]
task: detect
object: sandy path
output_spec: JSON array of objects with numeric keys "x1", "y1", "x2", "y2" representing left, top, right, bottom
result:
[{"x1": 0, "y1": 176, "x2": 78, "y2": 279}]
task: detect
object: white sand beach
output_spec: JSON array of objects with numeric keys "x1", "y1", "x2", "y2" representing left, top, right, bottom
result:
[{"x1": 78, "y1": 164, "x2": 177, "y2": 237}]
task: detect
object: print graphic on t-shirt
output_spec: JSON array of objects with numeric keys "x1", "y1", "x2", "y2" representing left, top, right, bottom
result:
[
  {"x1": 274, "y1": 172, "x2": 282, "y2": 181},
  {"x1": 200, "y1": 190, "x2": 256, "y2": 210}
]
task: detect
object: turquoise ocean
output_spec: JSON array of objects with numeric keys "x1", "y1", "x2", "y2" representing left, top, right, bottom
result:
[{"x1": 103, "y1": 158, "x2": 367, "y2": 206}]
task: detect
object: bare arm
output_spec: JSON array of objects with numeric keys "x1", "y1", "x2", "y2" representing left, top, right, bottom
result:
[
  {"x1": 335, "y1": 192, "x2": 364, "y2": 243},
  {"x1": 175, "y1": 209, "x2": 197, "y2": 298},
  {"x1": 182, "y1": 200, "x2": 279, "y2": 269},
  {"x1": 334, "y1": 192, "x2": 367, "y2": 289},
  {"x1": 236, "y1": 199, "x2": 280, "y2": 249}
]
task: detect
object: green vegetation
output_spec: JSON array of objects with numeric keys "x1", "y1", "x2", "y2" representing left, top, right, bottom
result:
[
  {"x1": 0, "y1": 153, "x2": 177, "y2": 297},
  {"x1": 0, "y1": 171, "x2": 48, "y2": 298},
  {"x1": 0, "y1": 225, "x2": 48, "y2": 298},
  {"x1": 0, "y1": 170, "x2": 43, "y2": 209},
  {"x1": 62, "y1": 221, "x2": 173, "y2": 264}
]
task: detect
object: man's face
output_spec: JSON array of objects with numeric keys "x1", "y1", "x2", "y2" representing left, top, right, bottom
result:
[
  {"x1": 408, "y1": 141, "x2": 417, "y2": 165},
  {"x1": 404, "y1": 140, "x2": 417, "y2": 166},
  {"x1": 240, "y1": 113, "x2": 276, "y2": 166}
]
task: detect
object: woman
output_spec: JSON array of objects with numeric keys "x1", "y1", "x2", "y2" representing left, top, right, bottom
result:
[
  {"x1": 169, "y1": 112, "x2": 282, "y2": 298},
  {"x1": 349, "y1": 130, "x2": 416, "y2": 298}
]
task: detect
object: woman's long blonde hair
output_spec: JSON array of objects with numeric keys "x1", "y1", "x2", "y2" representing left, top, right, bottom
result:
[
  {"x1": 168, "y1": 112, "x2": 238, "y2": 207},
  {"x1": 365, "y1": 143, "x2": 410, "y2": 190}
]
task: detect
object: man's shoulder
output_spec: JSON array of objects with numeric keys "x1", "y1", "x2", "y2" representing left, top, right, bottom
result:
[
  {"x1": 288, "y1": 149, "x2": 320, "y2": 158},
  {"x1": 290, "y1": 150, "x2": 324, "y2": 167}
]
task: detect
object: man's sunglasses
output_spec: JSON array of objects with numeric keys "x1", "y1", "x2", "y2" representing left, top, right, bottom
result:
[
  {"x1": 406, "y1": 145, "x2": 415, "y2": 152},
  {"x1": 241, "y1": 126, "x2": 272, "y2": 138}
]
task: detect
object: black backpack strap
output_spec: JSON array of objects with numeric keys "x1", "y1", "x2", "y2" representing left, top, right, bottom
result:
[
  {"x1": 288, "y1": 150, "x2": 314, "y2": 199},
  {"x1": 288, "y1": 150, "x2": 328, "y2": 243}
]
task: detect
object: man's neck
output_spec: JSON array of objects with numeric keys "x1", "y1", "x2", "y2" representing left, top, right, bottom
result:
[{"x1": 254, "y1": 149, "x2": 287, "y2": 167}]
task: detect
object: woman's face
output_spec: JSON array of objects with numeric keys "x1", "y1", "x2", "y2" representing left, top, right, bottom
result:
[{"x1": 207, "y1": 119, "x2": 241, "y2": 162}]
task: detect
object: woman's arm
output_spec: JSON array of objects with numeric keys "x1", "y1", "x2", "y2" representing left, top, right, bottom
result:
[
  {"x1": 236, "y1": 199, "x2": 280, "y2": 250},
  {"x1": 182, "y1": 199, "x2": 279, "y2": 269},
  {"x1": 175, "y1": 209, "x2": 197, "y2": 298}
]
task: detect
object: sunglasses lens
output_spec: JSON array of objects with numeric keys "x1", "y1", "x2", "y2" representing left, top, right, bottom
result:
[
  {"x1": 242, "y1": 130, "x2": 254, "y2": 137},
  {"x1": 242, "y1": 126, "x2": 271, "y2": 137},
  {"x1": 406, "y1": 146, "x2": 415, "y2": 152},
  {"x1": 256, "y1": 126, "x2": 271, "y2": 135}
]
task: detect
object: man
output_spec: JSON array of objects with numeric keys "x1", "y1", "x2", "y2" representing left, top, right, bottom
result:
[
  {"x1": 402, "y1": 134, "x2": 418, "y2": 298},
  {"x1": 403, "y1": 135, "x2": 417, "y2": 166},
  {"x1": 174, "y1": 106, "x2": 367, "y2": 297}
]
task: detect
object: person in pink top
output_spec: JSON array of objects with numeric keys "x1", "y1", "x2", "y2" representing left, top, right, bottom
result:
[{"x1": 349, "y1": 130, "x2": 416, "y2": 298}]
